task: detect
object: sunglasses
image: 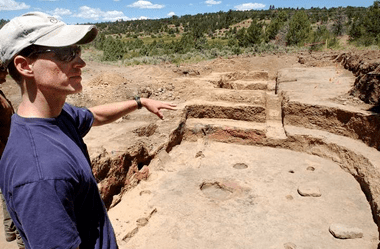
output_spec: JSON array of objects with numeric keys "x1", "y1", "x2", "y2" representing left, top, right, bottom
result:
[{"x1": 28, "y1": 46, "x2": 82, "y2": 62}]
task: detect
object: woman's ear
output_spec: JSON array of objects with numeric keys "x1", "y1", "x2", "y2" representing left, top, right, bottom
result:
[{"x1": 14, "y1": 55, "x2": 34, "y2": 78}]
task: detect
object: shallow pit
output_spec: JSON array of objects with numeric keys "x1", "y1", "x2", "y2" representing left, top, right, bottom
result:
[
  {"x1": 200, "y1": 182, "x2": 234, "y2": 200},
  {"x1": 232, "y1": 163, "x2": 248, "y2": 169}
]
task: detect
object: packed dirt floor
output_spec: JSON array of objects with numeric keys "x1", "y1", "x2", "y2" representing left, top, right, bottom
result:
[{"x1": 1, "y1": 49, "x2": 380, "y2": 248}]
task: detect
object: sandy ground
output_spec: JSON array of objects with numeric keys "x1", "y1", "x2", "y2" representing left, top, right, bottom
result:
[
  {"x1": 0, "y1": 208, "x2": 18, "y2": 248},
  {"x1": 110, "y1": 142, "x2": 378, "y2": 249},
  {"x1": 1, "y1": 51, "x2": 379, "y2": 248}
]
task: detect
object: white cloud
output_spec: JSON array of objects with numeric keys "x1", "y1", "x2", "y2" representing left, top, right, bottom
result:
[
  {"x1": 74, "y1": 6, "x2": 130, "y2": 22},
  {"x1": 167, "y1": 11, "x2": 175, "y2": 17},
  {"x1": 127, "y1": 16, "x2": 149, "y2": 20},
  {"x1": 0, "y1": 0, "x2": 30, "y2": 11},
  {"x1": 103, "y1": 10, "x2": 129, "y2": 21},
  {"x1": 205, "y1": 0, "x2": 221, "y2": 6},
  {"x1": 234, "y1": 3, "x2": 265, "y2": 10},
  {"x1": 127, "y1": 0, "x2": 165, "y2": 9},
  {"x1": 47, "y1": 8, "x2": 72, "y2": 20},
  {"x1": 74, "y1": 6, "x2": 103, "y2": 20},
  {"x1": 51, "y1": 8, "x2": 72, "y2": 16}
]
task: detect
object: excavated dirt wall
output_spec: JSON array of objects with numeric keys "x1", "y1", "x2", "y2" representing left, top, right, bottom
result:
[
  {"x1": 92, "y1": 142, "x2": 153, "y2": 208},
  {"x1": 185, "y1": 104, "x2": 266, "y2": 122},
  {"x1": 283, "y1": 101, "x2": 380, "y2": 150},
  {"x1": 91, "y1": 117, "x2": 187, "y2": 209},
  {"x1": 334, "y1": 51, "x2": 380, "y2": 106}
]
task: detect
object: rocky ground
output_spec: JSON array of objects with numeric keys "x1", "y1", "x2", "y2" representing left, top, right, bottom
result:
[{"x1": 1, "y1": 49, "x2": 380, "y2": 248}]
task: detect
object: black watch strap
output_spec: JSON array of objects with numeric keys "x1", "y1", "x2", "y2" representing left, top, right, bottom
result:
[{"x1": 134, "y1": 96, "x2": 142, "y2": 109}]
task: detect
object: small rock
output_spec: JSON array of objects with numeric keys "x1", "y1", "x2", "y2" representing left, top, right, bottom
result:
[
  {"x1": 298, "y1": 57, "x2": 305, "y2": 64},
  {"x1": 285, "y1": 195, "x2": 294, "y2": 200},
  {"x1": 284, "y1": 242, "x2": 297, "y2": 249},
  {"x1": 306, "y1": 166, "x2": 315, "y2": 171},
  {"x1": 195, "y1": 151, "x2": 205, "y2": 158},
  {"x1": 136, "y1": 217, "x2": 149, "y2": 227},
  {"x1": 329, "y1": 223, "x2": 363, "y2": 239},
  {"x1": 297, "y1": 185, "x2": 321, "y2": 197}
]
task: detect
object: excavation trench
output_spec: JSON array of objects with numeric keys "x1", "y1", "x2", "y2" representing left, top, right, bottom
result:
[
  {"x1": 91, "y1": 99, "x2": 380, "y2": 247},
  {"x1": 88, "y1": 62, "x2": 380, "y2": 248}
]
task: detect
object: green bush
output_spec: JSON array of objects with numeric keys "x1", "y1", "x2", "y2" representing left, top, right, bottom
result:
[
  {"x1": 349, "y1": 1, "x2": 380, "y2": 46},
  {"x1": 232, "y1": 46, "x2": 242, "y2": 55}
]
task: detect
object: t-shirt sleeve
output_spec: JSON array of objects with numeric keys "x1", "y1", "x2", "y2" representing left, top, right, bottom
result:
[
  {"x1": 63, "y1": 103, "x2": 94, "y2": 137},
  {"x1": 13, "y1": 180, "x2": 81, "y2": 249}
]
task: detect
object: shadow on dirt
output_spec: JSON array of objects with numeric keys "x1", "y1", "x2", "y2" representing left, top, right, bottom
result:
[{"x1": 368, "y1": 105, "x2": 380, "y2": 114}]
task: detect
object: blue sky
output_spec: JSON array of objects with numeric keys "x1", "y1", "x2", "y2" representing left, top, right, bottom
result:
[{"x1": 0, "y1": 0, "x2": 376, "y2": 24}]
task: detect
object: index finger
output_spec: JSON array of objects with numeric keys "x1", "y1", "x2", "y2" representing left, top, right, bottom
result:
[{"x1": 160, "y1": 103, "x2": 177, "y2": 110}]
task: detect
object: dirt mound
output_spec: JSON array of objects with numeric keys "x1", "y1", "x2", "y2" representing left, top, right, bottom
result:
[
  {"x1": 173, "y1": 68, "x2": 200, "y2": 76},
  {"x1": 67, "y1": 72, "x2": 136, "y2": 107},
  {"x1": 87, "y1": 72, "x2": 128, "y2": 87},
  {"x1": 298, "y1": 51, "x2": 340, "y2": 67},
  {"x1": 207, "y1": 56, "x2": 251, "y2": 72}
]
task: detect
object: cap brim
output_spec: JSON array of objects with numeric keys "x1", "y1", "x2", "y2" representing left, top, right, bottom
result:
[{"x1": 34, "y1": 24, "x2": 98, "y2": 47}]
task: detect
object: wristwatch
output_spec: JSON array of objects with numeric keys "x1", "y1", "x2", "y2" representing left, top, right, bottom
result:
[{"x1": 134, "y1": 95, "x2": 142, "y2": 109}]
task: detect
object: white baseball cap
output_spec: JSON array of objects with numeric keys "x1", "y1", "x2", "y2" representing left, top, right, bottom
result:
[{"x1": 0, "y1": 12, "x2": 98, "y2": 67}]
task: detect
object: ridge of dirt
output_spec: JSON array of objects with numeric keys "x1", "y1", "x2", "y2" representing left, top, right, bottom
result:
[{"x1": 334, "y1": 51, "x2": 380, "y2": 106}]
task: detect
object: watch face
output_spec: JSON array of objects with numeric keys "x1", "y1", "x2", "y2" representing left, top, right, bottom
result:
[{"x1": 134, "y1": 96, "x2": 142, "y2": 109}]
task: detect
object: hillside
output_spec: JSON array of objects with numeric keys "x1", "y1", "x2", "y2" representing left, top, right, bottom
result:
[{"x1": 84, "y1": 2, "x2": 379, "y2": 67}]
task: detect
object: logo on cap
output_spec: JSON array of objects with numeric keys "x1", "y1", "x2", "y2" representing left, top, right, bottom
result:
[{"x1": 48, "y1": 17, "x2": 59, "y2": 23}]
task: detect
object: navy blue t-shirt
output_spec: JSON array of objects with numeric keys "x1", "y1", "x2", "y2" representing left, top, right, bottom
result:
[{"x1": 0, "y1": 103, "x2": 118, "y2": 249}]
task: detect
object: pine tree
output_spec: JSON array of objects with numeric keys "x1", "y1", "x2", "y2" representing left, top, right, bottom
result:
[
  {"x1": 102, "y1": 36, "x2": 125, "y2": 61},
  {"x1": 246, "y1": 19, "x2": 263, "y2": 45},
  {"x1": 264, "y1": 11, "x2": 287, "y2": 42},
  {"x1": 236, "y1": 27, "x2": 248, "y2": 47},
  {"x1": 286, "y1": 10, "x2": 312, "y2": 46},
  {"x1": 332, "y1": 9, "x2": 345, "y2": 36},
  {"x1": 349, "y1": 1, "x2": 380, "y2": 45}
]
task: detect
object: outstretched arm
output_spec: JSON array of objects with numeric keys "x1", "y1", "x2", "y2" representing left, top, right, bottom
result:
[{"x1": 89, "y1": 98, "x2": 176, "y2": 126}]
